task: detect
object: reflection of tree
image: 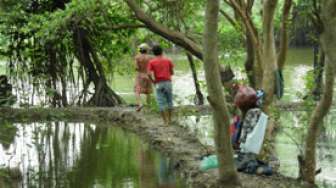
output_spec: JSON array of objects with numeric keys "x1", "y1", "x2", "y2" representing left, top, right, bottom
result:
[
  {"x1": 139, "y1": 144, "x2": 184, "y2": 188},
  {"x1": 67, "y1": 123, "x2": 103, "y2": 187},
  {"x1": 0, "y1": 167, "x2": 21, "y2": 188},
  {"x1": 17, "y1": 122, "x2": 144, "y2": 187},
  {"x1": 28, "y1": 122, "x2": 73, "y2": 187},
  {"x1": 1, "y1": 122, "x2": 186, "y2": 187},
  {"x1": 68, "y1": 125, "x2": 140, "y2": 187},
  {"x1": 139, "y1": 144, "x2": 157, "y2": 188},
  {"x1": 0, "y1": 121, "x2": 17, "y2": 150},
  {"x1": 158, "y1": 157, "x2": 177, "y2": 188}
]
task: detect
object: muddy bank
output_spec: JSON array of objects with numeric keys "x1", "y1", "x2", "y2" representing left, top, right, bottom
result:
[{"x1": 0, "y1": 107, "x2": 309, "y2": 188}]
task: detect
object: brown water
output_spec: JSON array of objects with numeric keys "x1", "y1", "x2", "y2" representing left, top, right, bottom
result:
[{"x1": 0, "y1": 122, "x2": 186, "y2": 188}]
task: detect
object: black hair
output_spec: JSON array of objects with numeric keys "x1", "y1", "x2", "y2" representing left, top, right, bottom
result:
[
  {"x1": 220, "y1": 66, "x2": 235, "y2": 84},
  {"x1": 139, "y1": 48, "x2": 148, "y2": 54},
  {"x1": 152, "y1": 45, "x2": 163, "y2": 56}
]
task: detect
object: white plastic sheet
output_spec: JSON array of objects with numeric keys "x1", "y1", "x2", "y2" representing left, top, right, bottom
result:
[{"x1": 241, "y1": 112, "x2": 268, "y2": 154}]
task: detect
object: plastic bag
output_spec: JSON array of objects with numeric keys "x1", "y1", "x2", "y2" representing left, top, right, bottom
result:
[
  {"x1": 200, "y1": 155, "x2": 218, "y2": 171},
  {"x1": 240, "y1": 112, "x2": 268, "y2": 154}
]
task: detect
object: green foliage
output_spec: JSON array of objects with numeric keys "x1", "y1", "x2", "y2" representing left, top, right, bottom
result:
[
  {"x1": 218, "y1": 25, "x2": 244, "y2": 54},
  {"x1": 0, "y1": 121, "x2": 17, "y2": 149},
  {"x1": 296, "y1": 69, "x2": 316, "y2": 106},
  {"x1": 304, "y1": 70, "x2": 315, "y2": 93},
  {"x1": 289, "y1": 0, "x2": 317, "y2": 46},
  {"x1": 148, "y1": 96, "x2": 160, "y2": 113},
  {"x1": 26, "y1": 0, "x2": 135, "y2": 64},
  {"x1": 0, "y1": 0, "x2": 319, "y2": 107},
  {"x1": 219, "y1": 48, "x2": 245, "y2": 67},
  {"x1": 130, "y1": 0, "x2": 207, "y2": 51},
  {"x1": 142, "y1": 0, "x2": 205, "y2": 30},
  {"x1": 0, "y1": 0, "x2": 140, "y2": 105}
]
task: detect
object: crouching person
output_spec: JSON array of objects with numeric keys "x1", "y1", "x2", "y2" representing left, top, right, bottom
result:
[
  {"x1": 147, "y1": 44, "x2": 174, "y2": 125},
  {"x1": 232, "y1": 87, "x2": 278, "y2": 175}
]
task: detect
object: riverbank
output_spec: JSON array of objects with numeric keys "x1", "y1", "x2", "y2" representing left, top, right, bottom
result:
[{"x1": 0, "y1": 107, "x2": 309, "y2": 188}]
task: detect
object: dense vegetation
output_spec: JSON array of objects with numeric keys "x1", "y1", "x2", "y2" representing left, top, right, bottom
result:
[{"x1": 0, "y1": 0, "x2": 137, "y2": 106}]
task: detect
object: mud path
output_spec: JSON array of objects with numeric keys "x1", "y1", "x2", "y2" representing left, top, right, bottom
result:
[{"x1": 0, "y1": 107, "x2": 308, "y2": 188}]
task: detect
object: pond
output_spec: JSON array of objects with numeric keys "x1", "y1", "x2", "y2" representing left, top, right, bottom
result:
[
  {"x1": 276, "y1": 110, "x2": 336, "y2": 188},
  {"x1": 0, "y1": 122, "x2": 186, "y2": 188}
]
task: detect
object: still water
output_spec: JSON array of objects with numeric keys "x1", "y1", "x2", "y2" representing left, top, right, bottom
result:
[
  {"x1": 276, "y1": 110, "x2": 336, "y2": 188},
  {"x1": 0, "y1": 122, "x2": 186, "y2": 188}
]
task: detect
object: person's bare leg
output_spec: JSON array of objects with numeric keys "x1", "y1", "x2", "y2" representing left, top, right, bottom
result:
[
  {"x1": 146, "y1": 94, "x2": 151, "y2": 106},
  {"x1": 136, "y1": 92, "x2": 143, "y2": 111},
  {"x1": 160, "y1": 111, "x2": 168, "y2": 125},
  {"x1": 165, "y1": 110, "x2": 170, "y2": 125},
  {"x1": 136, "y1": 92, "x2": 141, "y2": 106},
  {"x1": 167, "y1": 109, "x2": 172, "y2": 125}
]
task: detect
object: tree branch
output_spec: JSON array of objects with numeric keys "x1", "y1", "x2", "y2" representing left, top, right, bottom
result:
[
  {"x1": 223, "y1": 0, "x2": 233, "y2": 6},
  {"x1": 277, "y1": 0, "x2": 293, "y2": 70},
  {"x1": 124, "y1": 0, "x2": 203, "y2": 60},
  {"x1": 110, "y1": 23, "x2": 145, "y2": 30},
  {"x1": 227, "y1": 0, "x2": 259, "y2": 51},
  {"x1": 226, "y1": 0, "x2": 263, "y2": 74},
  {"x1": 219, "y1": 9, "x2": 239, "y2": 30},
  {"x1": 247, "y1": 0, "x2": 255, "y2": 10}
]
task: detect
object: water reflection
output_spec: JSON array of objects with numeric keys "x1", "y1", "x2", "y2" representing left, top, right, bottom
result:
[
  {"x1": 277, "y1": 111, "x2": 336, "y2": 188},
  {"x1": 158, "y1": 157, "x2": 176, "y2": 188},
  {"x1": 0, "y1": 122, "x2": 186, "y2": 188},
  {"x1": 178, "y1": 115, "x2": 213, "y2": 146}
]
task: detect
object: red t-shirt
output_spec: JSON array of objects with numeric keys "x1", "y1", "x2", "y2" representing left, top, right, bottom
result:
[{"x1": 147, "y1": 56, "x2": 174, "y2": 83}]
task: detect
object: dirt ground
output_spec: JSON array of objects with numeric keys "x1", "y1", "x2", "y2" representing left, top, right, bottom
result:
[{"x1": 0, "y1": 107, "x2": 311, "y2": 188}]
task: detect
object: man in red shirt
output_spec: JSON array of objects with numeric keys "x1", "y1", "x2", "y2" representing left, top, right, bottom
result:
[{"x1": 147, "y1": 45, "x2": 174, "y2": 125}]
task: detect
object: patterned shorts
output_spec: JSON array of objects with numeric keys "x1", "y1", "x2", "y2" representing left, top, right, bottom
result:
[{"x1": 135, "y1": 73, "x2": 152, "y2": 94}]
